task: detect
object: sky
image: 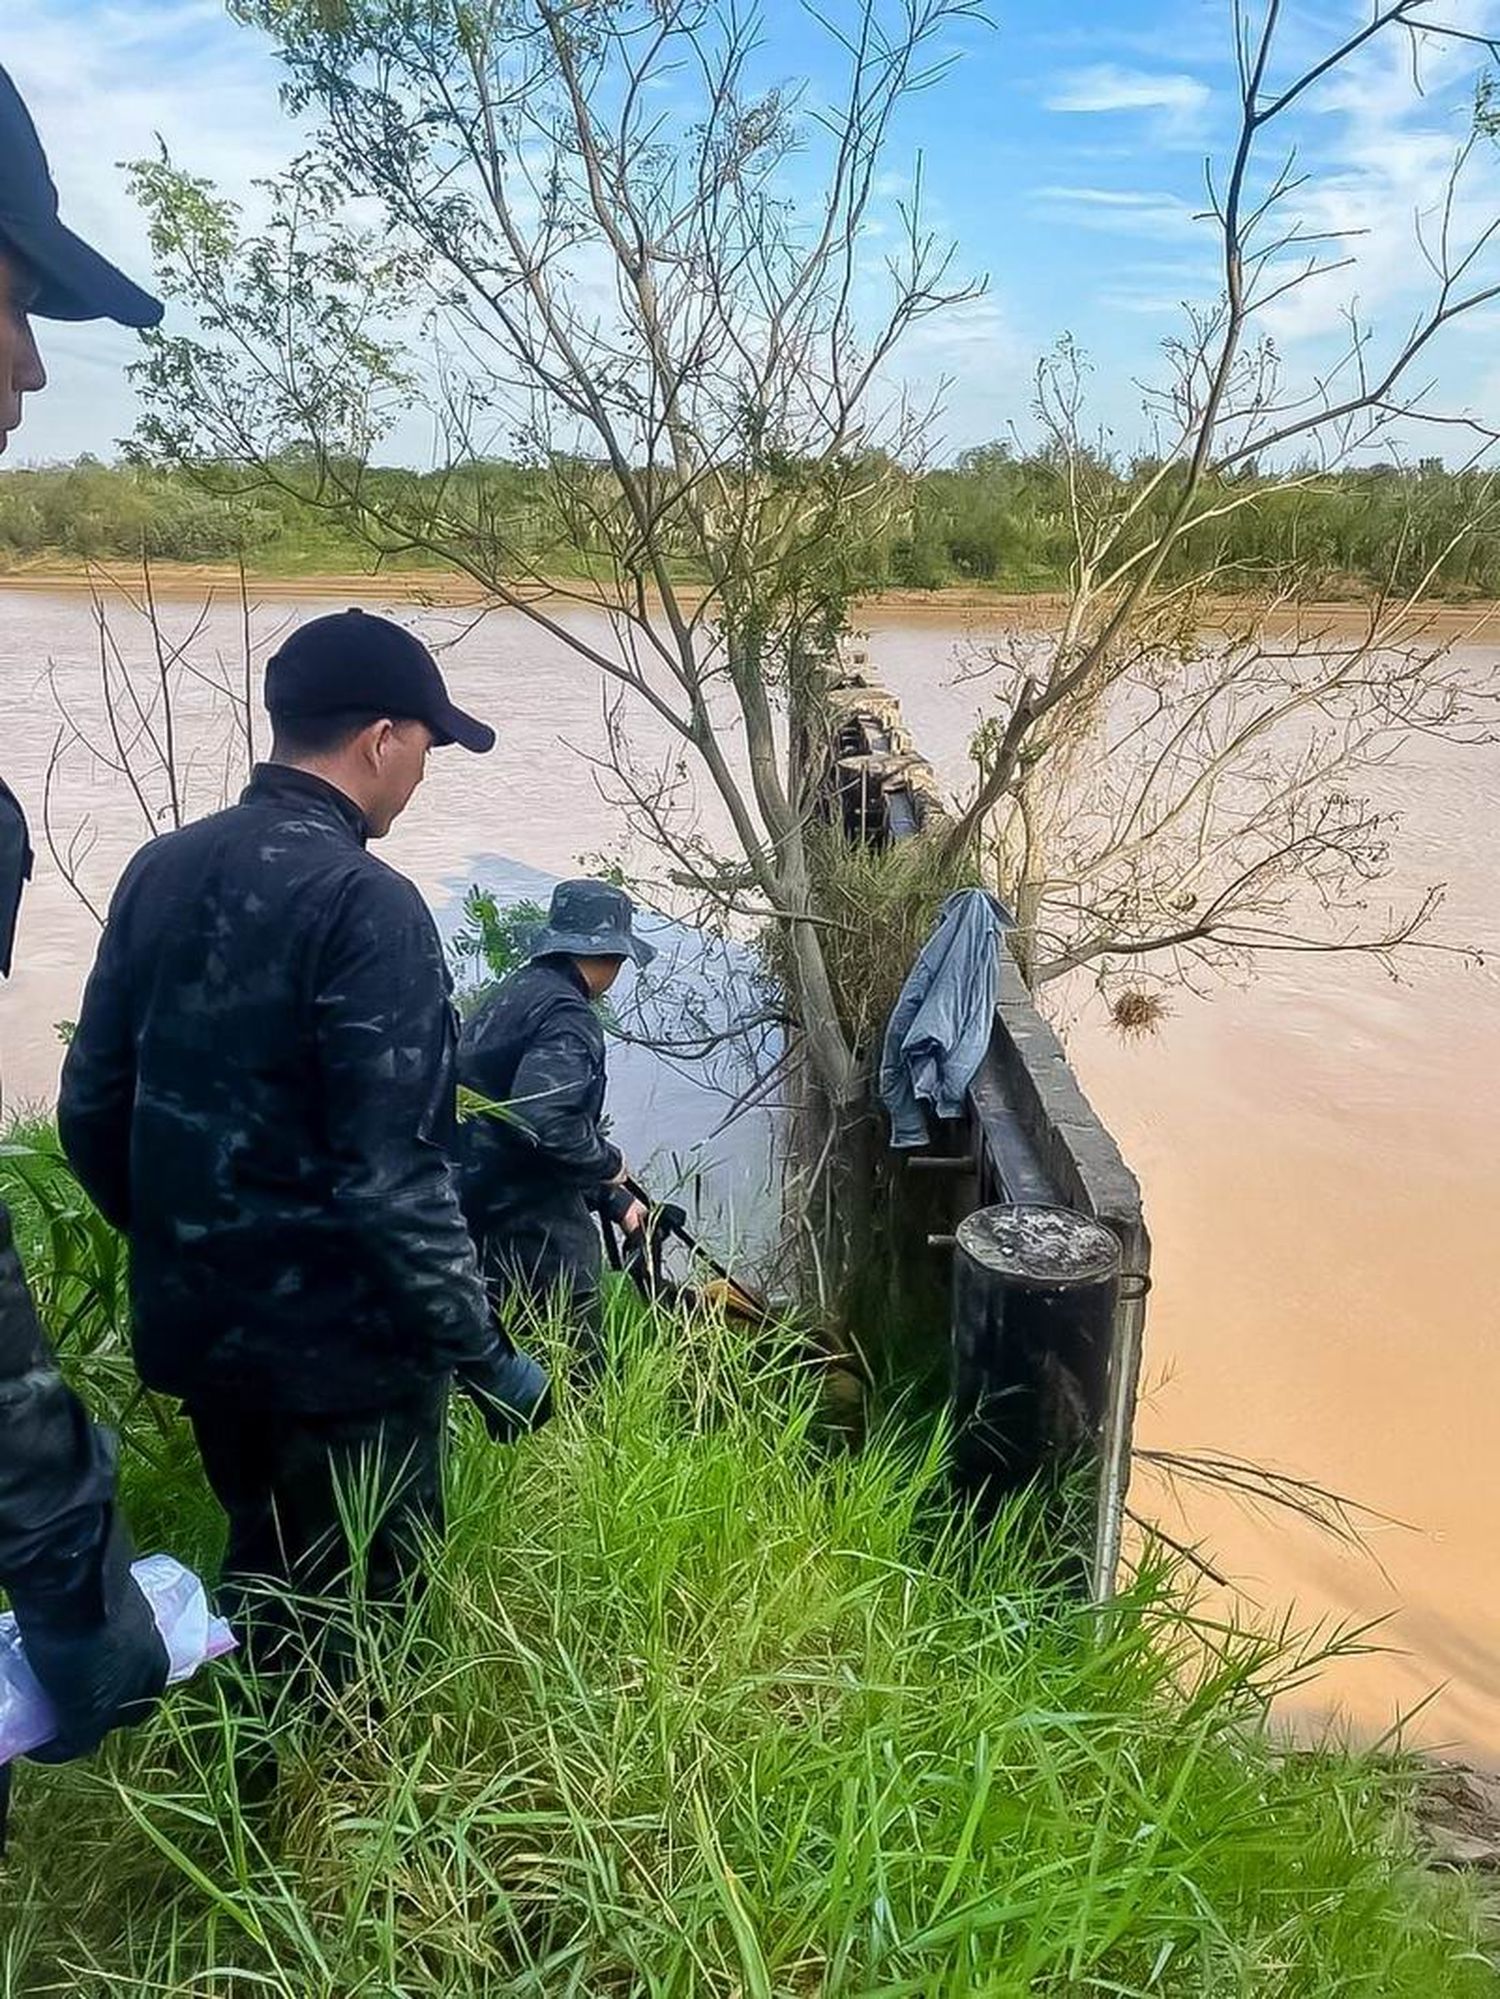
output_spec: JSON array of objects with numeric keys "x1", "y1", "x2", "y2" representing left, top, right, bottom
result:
[{"x1": 4, "y1": 0, "x2": 1500, "y2": 466}]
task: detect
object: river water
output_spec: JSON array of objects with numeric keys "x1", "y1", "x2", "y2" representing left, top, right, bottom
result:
[{"x1": 3, "y1": 584, "x2": 1497, "y2": 1763}]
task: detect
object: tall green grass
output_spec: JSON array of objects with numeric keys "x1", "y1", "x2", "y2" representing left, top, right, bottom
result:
[
  {"x1": 1, "y1": 1281, "x2": 1494, "y2": 1995},
  {"x1": 0, "y1": 1122, "x2": 208, "y2": 1542},
  {"x1": 0, "y1": 1120, "x2": 130, "y2": 1405}
]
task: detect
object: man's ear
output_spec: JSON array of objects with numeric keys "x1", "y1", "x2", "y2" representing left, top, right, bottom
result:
[{"x1": 363, "y1": 717, "x2": 397, "y2": 766}]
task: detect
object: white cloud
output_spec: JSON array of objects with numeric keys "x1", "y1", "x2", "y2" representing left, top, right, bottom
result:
[
  {"x1": 1033, "y1": 186, "x2": 1204, "y2": 241},
  {"x1": 902, "y1": 294, "x2": 1023, "y2": 360},
  {"x1": 879, "y1": 294, "x2": 1030, "y2": 454},
  {"x1": 1037, "y1": 2, "x2": 1500, "y2": 450},
  {"x1": 1251, "y1": 2, "x2": 1500, "y2": 358},
  {"x1": 1045, "y1": 64, "x2": 1210, "y2": 119}
]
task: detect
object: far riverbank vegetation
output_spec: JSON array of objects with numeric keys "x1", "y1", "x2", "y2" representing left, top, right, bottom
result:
[{"x1": 5, "y1": 449, "x2": 1500, "y2": 601}]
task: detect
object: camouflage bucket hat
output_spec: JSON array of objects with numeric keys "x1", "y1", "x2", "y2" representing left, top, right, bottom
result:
[{"x1": 528, "y1": 879, "x2": 656, "y2": 969}]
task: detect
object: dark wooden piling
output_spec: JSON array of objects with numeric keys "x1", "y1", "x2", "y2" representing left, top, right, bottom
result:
[{"x1": 950, "y1": 1204, "x2": 1122, "y2": 1527}]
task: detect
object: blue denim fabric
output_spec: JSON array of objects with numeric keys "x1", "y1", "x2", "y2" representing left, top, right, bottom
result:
[{"x1": 879, "y1": 889, "x2": 1014, "y2": 1148}]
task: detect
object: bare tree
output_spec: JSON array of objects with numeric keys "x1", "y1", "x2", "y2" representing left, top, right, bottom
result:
[
  {"x1": 44, "y1": 558, "x2": 265, "y2": 922},
  {"x1": 941, "y1": 4, "x2": 1500, "y2": 1010},
  {"x1": 127, "y1": 0, "x2": 983, "y2": 1302},
  {"x1": 123, "y1": 0, "x2": 1500, "y2": 1303}
]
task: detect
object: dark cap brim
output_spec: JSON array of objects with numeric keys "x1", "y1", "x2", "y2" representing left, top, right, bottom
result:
[
  {"x1": 3, "y1": 213, "x2": 163, "y2": 329},
  {"x1": 431, "y1": 700, "x2": 496, "y2": 754},
  {"x1": 528, "y1": 926, "x2": 657, "y2": 969}
]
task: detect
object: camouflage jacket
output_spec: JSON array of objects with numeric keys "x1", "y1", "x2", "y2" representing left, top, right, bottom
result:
[
  {"x1": 59, "y1": 763, "x2": 507, "y2": 1414},
  {"x1": 456, "y1": 958, "x2": 623, "y2": 1248},
  {"x1": 0, "y1": 1197, "x2": 115, "y2": 1598},
  {"x1": 0, "y1": 1198, "x2": 166, "y2": 1755}
]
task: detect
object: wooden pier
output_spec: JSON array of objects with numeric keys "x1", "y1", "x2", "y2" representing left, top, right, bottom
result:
[{"x1": 820, "y1": 646, "x2": 1151, "y2": 1599}]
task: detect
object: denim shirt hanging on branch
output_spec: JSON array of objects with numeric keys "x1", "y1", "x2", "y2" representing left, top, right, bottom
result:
[{"x1": 878, "y1": 890, "x2": 1015, "y2": 1149}]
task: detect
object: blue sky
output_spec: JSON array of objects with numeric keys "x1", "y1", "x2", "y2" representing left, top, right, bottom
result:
[{"x1": 5, "y1": 0, "x2": 1500, "y2": 465}]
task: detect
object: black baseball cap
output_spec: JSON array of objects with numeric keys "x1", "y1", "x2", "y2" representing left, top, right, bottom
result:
[
  {"x1": 265, "y1": 608, "x2": 496, "y2": 753},
  {"x1": 0, "y1": 66, "x2": 163, "y2": 328}
]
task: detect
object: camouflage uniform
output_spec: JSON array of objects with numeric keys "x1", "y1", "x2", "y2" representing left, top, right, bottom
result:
[
  {"x1": 1, "y1": 49, "x2": 176, "y2": 1791},
  {"x1": 0, "y1": 1204, "x2": 166, "y2": 1760},
  {"x1": 0, "y1": 778, "x2": 166, "y2": 1770},
  {"x1": 59, "y1": 763, "x2": 518, "y2": 1674},
  {"x1": 457, "y1": 959, "x2": 623, "y2": 1363}
]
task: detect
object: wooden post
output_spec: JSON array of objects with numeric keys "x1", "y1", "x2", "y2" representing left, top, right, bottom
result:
[{"x1": 950, "y1": 1204, "x2": 1122, "y2": 1536}]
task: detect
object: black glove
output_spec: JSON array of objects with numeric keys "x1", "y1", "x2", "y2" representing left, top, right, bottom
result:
[
  {"x1": 602, "y1": 1185, "x2": 687, "y2": 1243},
  {"x1": 601, "y1": 1182, "x2": 641, "y2": 1230},
  {"x1": 461, "y1": 1344, "x2": 554, "y2": 1444},
  {"x1": 11, "y1": 1512, "x2": 169, "y2": 1764}
]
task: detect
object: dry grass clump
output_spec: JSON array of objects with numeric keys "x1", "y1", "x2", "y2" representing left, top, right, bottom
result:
[{"x1": 1110, "y1": 987, "x2": 1171, "y2": 1037}]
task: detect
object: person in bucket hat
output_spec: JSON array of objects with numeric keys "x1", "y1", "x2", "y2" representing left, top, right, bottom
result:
[{"x1": 457, "y1": 880, "x2": 655, "y2": 1372}]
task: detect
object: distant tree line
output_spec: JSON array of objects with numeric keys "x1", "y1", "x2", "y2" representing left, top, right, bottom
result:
[
  {"x1": 2, "y1": 447, "x2": 1497, "y2": 599},
  {"x1": 891, "y1": 445, "x2": 1500, "y2": 599}
]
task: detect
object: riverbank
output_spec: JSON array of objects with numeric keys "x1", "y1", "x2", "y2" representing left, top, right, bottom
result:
[
  {"x1": 1, "y1": 1116, "x2": 1494, "y2": 1992},
  {"x1": 5, "y1": 555, "x2": 1500, "y2": 641}
]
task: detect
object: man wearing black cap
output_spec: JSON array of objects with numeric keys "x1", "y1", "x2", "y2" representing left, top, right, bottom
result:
[
  {"x1": 458, "y1": 880, "x2": 655, "y2": 1372},
  {"x1": 0, "y1": 66, "x2": 171, "y2": 1810},
  {"x1": 59, "y1": 610, "x2": 549, "y2": 1687}
]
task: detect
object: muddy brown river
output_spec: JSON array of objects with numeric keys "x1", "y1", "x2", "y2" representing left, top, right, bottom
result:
[{"x1": 3, "y1": 583, "x2": 1497, "y2": 1762}]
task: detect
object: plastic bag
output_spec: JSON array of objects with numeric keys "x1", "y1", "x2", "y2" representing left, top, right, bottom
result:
[{"x1": 0, "y1": 1554, "x2": 235, "y2": 1765}]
